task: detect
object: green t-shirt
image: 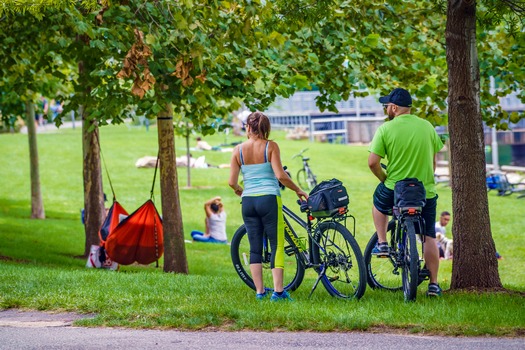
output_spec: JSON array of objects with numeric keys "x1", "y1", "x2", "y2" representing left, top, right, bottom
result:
[{"x1": 368, "y1": 114, "x2": 444, "y2": 198}]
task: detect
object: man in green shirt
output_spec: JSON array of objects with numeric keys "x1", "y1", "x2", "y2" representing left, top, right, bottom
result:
[{"x1": 368, "y1": 87, "x2": 444, "y2": 297}]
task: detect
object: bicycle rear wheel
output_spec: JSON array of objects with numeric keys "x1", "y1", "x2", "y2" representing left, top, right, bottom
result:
[
  {"x1": 297, "y1": 169, "x2": 310, "y2": 191},
  {"x1": 230, "y1": 224, "x2": 305, "y2": 292},
  {"x1": 402, "y1": 220, "x2": 419, "y2": 302},
  {"x1": 363, "y1": 221, "x2": 402, "y2": 291},
  {"x1": 311, "y1": 221, "x2": 366, "y2": 299},
  {"x1": 306, "y1": 169, "x2": 317, "y2": 189}
]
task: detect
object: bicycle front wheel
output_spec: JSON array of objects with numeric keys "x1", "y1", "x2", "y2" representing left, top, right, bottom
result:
[
  {"x1": 230, "y1": 224, "x2": 305, "y2": 292},
  {"x1": 297, "y1": 169, "x2": 310, "y2": 191},
  {"x1": 312, "y1": 221, "x2": 366, "y2": 299},
  {"x1": 402, "y1": 220, "x2": 419, "y2": 302},
  {"x1": 363, "y1": 221, "x2": 402, "y2": 291}
]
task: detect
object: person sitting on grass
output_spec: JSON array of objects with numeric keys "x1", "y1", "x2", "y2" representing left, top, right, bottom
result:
[
  {"x1": 191, "y1": 196, "x2": 228, "y2": 244},
  {"x1": 435, "y1": 211, "x2": 453, "y2": 260}
]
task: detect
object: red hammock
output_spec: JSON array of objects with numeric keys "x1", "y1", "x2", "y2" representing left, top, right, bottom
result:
[
  {"x1": 96, "y1": 144, "x2": 164, "y2": 266},
  {"x1": 105, "y1": 199, "x2": 164, "y2": 265},
  {"x1": 99, "y1": 201, "x2": 128, "y2": 245}
]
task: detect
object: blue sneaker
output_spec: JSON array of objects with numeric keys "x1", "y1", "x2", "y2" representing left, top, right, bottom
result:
[
  {"x1": 256, "y1": 291, "x2": 269, "y2": 300},
  {"x1": 372, "y1": 242, "x2": 389, "y2": 257},
  {"x1": 426, "y1": 283, "x2": 442, "y2": 297},
  {"x1": 256, "y1": 287, "x2": 273, "y2": 300},
  {"x1": 270, "y1": 291, "x2": 293, "y2": 302}
]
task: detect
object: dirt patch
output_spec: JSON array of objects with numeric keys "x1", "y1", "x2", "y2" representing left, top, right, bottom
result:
[
  {"x1": 0, "y1": 309, "x2": 95, "y2": 328},
  {"x1": 445, "y1": 287, "x2": 525, "y2": 297},
  {"x1": 0, "y1": 255, "x2": 30, "y2": 263}
]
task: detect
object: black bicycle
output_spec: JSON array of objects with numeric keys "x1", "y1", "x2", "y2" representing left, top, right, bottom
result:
[
  {"x1": 363, "y1": 181, "x2": 430, "y2": 302},
  {"x1": 231, "y1": 201, "x2": 366, "y2": 299},
  {"x1": 293, "y1": 148, "x2": 317, "y2": 191}
]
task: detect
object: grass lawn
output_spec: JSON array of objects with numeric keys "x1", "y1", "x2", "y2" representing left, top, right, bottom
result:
[{"x1": 0, "y1": 123, "x2": 524, "y2": 336}]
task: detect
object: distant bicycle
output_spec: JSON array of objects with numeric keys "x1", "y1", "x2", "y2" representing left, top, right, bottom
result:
[{"x1": 293, "y1": 148, "x2": 317, "y2": 191}]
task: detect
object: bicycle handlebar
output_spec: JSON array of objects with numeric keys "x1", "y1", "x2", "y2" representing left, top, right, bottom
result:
[{"x1": 292, "y1": 148, "x2": 309, "y2": 160}]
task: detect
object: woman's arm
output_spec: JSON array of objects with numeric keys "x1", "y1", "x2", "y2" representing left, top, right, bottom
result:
[
  {"x1": 228, "y1": 145, "x2": 243, "y2": 196},
  {"x1": 204, "y1": 196, "x2": 221, "y2": 217},
  {"x1": 268, "y1": 142, "x2": 308, "y2": 200}
]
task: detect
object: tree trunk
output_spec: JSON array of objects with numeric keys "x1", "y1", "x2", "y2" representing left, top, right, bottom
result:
[
  {"x1": 446, "y1": 0, "x2": 502, "y2": 289},
  {"x1": 25, "y1": 100, "x2": 45, "y2": 219},
  {"x1": 81, "y1": 106, "x2": 105, "y2": 257},
  {"x1": 158, "y1": 105, "x2": 188, "y2": 273},
  {"x1": 185, "y1": 130, "x2": 191, "y2": 188}
]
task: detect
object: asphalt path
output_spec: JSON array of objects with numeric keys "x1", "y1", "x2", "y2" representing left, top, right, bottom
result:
[{"x1": 1, "y1": 310, "x2": 524, "y2": 350}]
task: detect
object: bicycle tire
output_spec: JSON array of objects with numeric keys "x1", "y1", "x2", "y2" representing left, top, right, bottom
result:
[
  {"x1": 402, "y1": 220, "x2": 419, "y2": 302},
  {"x1": 230, "y1": 224, "x2": 305, "y2": 292},
  {"x1": 311, "y1": 221, "x2": 367, "y2": 299},
  {"x1": 297, "y1": 169, "x2": 309, "y2": 191},
  {"x1": 306, "y1": 169, "x2": 317, "y2": 189},
  {"x1": 363, "y1": 220, "x2": 402, "y2": 291}
]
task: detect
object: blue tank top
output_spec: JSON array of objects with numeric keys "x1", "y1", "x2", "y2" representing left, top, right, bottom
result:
[{"x1": 240, "y1": 142, "x2": 280, "y2": 197}]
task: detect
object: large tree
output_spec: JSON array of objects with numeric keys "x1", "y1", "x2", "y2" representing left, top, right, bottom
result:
[{"x1": 445, "y1": 0, "x2": 524, "y2": 289}]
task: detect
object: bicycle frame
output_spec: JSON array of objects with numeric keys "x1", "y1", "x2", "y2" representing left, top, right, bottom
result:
[
  {"x1": 282, "y1": 205, "x2": 355, "y2": 264},
  {"x1": 293, "y1": 149, "x2": 317, "y2": 190}
]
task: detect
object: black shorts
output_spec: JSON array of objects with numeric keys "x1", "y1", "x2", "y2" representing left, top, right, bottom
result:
[{"x1": 373, "y1": 182, "x2": 438, "y2": 238}]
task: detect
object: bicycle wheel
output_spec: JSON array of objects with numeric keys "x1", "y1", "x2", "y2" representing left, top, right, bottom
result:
[
  {"x1": 230, "y1": 224, "x2": 305, "y2": 292},
  {"x1": 363, "y1": 221, "x2": 402, "y2": 291},
  {"x1": 297, "y1": 169, "x2": 310, "y2": 191},
  {"x1": 306, "y1": 169, "x2": 317, "y2": 189},
  {"x1": 401, "y1": 220, "x2": 419, "y2": 302},
  {"x1": 311, "y1": 221, "x2": 366, "y2": 299}
]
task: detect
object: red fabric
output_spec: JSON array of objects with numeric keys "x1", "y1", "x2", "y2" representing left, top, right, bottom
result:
[
  {"x1": 105, "y1": 200, "x2": 164, "y2": 265},
  {"x1": 99, "y1": 201, "x2": 129, "y2": 246}
]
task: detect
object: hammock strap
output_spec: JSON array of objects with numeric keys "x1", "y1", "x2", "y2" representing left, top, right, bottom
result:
[
  {"x1": 95, "y1": 130, "x2": 117, "y2": 202},
  {"x1": 150, "y1": 150, "x2": 160, "y2": 201}
]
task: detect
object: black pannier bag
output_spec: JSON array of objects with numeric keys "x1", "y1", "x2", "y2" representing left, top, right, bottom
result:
[
  {"x1": 394, "y1": 178, "x2": 426, "y2": 208},
  {"x1": 307, "y1": 178, "x2": 349, "y2": 218}
]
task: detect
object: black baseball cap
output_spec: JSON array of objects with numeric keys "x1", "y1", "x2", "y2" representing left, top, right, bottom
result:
[{"x1": 379, "y1": 88, "x2": 412, "y2": 107}]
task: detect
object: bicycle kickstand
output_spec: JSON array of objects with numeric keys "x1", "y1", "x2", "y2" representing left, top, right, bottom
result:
[{"x1": 309, "y1": 265, "x2": 326, "y2": 298}]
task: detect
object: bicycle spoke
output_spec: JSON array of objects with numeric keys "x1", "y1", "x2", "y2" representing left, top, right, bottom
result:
[
  {"x1": 231, "y1": 224, "x2": 305, "y2": 292},
  {"x1": 312, "y1": 222, "x2": 366, "y2": 299},
  {"x1": 363, "y1": 222, "x2": 403, "y2": 291}
]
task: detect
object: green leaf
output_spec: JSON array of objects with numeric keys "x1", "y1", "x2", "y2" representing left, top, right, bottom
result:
[{"x1": 365, "y1": 33, "x2": 380, "y2": 47}]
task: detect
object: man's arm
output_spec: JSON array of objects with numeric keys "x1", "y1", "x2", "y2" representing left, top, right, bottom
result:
[{"x1": 368, "y1": 152, "x2": 386, "y2": 183}]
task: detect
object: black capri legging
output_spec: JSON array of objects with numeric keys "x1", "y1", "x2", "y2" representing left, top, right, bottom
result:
[{"x1": 241, "y1": 195, "x2": 285, "y2": 269}]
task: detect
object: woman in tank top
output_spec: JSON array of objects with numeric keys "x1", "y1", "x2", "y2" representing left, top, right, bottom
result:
[{"x1": 229, "y1": 111, "x2": 308, "y2": 301}]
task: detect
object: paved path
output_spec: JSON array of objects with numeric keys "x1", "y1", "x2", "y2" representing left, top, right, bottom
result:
[{"x1": 1, "y1": 310, "x2": 524, "y2": 350}]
